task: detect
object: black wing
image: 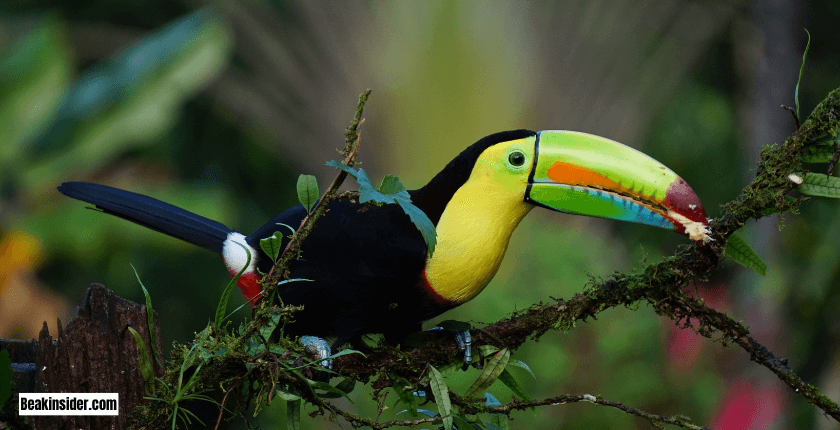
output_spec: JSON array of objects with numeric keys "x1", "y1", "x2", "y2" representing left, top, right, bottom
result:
[{"x1": 250, "y1": 198, "x2": 436, "y2": 346}]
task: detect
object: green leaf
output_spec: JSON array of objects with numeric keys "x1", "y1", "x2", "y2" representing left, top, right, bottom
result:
[
  {"x1": 801, "y1": 141, "x2": 838, "y2": 163},
  {"x1": 360, "y1": 333, "x2": 385, "y2": 349},
  {"x1": 0, "y1": 350, "x2": 12, "y2": 410},
  {"x1": 427, "y1": 364, "x2": 453, "y2": 430},
  {"x1": 391, "y1": 378, "x2": 419, "y2": 417},
  {"x1": 173, "y1": 402, "x2": 208, "y2": 428},
  {"x1": 498, "y1": 369, "x2": 531, "y2": 402},
  {"x1": 395, "y1": 197, "x2": 437, "y2": 256},
  {"x1": 453, "y1": 415, "x2": 482, "y2": 430},
  {"x1": 798, "y1": 172, "x2": 840, "y2": 198},
  {"x1": 171, "y1": 404, "x2": 180, "y2": 430},
  {"x1": 311, "y1": 380, "x2": 356, "y2": 402},
  {"x1": 127, "y1": 327, "x2": 155, "y2": 394},
  {"x1": 334, "y1": 377, "x2": 357, "y2": 397},
  {"x1": 436, "y1": 360, "x2": 463, "y2": 378},
  {"x1": 724, "y1": 233, "x2": 767, "y2": 276},
  {"x1": 283, "y1": 349, "x2": 365, "y2": 371},
  {"x1": 328, "y1": 160, "x2": 438, "y2": 256},
  {"x1": 286, "y1": 399, "x2": 301, "y2": 430},
  {"x1": 275, "y1": 223, "x2": 297, "y2": 235},
  {"x1": 325, "y1": 159, "x2": 359, "y2": 178},
  {"x1": 357, "y1": 168, "x2": 394, "y2": 204},
  {"x1": 340, "y1": 166, "x2": 411, "y2": 206},
  {"x1": 260, "y1": 231, "x2": 284, "y2": 262},
  {"x1": 465, "y1": 349, "x2": 510, "y2": 398},
  {"x1": 257, "y1": 315, "x2": 282, "y2": 346},
  {"x1": 379, "y1": 174, "x2": 407, "y2": 195},
  {"x1": 478, "y1": 345, "x2": 501, "y2": 356},
  {"x1": 484, "y1": 393, "x2": 509, "y2": 430},
  {"x1": 296, "y1": 174, "x2": 319, "y2": 212},
  {"x1": 178, "y1": 343, "x2": 211, "y2": 399},
  {"x1": 131, "y1": 265, "x2": 163, "y2": 368},
  {"x1": 286, "y1": 369, "x2": 317, "y2": 399},
  {"x1": 391, "y1": 384, "x2": 417, "y2": 417},
  {"x1": 507, "y1": 359, "x2": 535, "y2": 379},
  {"x1": 795, "y1": 29, "x2": 811, "y2": 119},
  {"x1": 215, "y1": 243, "x2": 251, "y2": 329},
  {"x1": 275, "y1": 389, "x2": 301, "y2": 401}
]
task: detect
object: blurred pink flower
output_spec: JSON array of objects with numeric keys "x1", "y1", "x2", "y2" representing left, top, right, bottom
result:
[{"x1": 711, "y1": 379, "x2": 784, "y2": 430}]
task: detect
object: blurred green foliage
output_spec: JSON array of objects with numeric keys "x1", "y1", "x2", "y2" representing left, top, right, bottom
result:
[
  {"x1": 0, "y1": 17, "x2": 71, "y2": 165},
  {"x1": 2, "y1": 2, "x2": 840, "y2": 430}
]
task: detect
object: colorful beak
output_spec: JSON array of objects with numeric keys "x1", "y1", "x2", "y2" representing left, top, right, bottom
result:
[{"x1": 525, "y1": 131, "x2": 710, "y2": 242}]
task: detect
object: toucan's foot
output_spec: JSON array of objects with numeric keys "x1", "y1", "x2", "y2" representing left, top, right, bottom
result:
[
  {"x1": 300, "y1": 335, "x2": 332, "y2": 370},
  {"x1": 427, "y1": 327, "x2": 473, "y2": 368},
  {"x1": 454, "y1": 330, "x2": 472, "y2": 367}
]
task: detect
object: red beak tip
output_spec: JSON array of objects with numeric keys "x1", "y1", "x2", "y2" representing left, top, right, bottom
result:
[
  {"x1": 663, "y1": 177, "x2": 712, "y2": 243},
  {"x1": 664, "y1": 178, "x2": 707, "y2": 222}
]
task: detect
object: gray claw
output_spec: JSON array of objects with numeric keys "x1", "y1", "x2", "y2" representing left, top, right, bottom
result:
[
  {"x1": 300, "y1": 335, "x2": 332, "y2": 369},
  {"x1": 427, "y1": 327, "x2": 472, "y2": 366}
]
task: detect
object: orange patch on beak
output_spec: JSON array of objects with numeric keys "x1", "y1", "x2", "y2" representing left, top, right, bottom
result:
[{"x1": 548, "y1": 162, "x2": 626, "y2": 194}]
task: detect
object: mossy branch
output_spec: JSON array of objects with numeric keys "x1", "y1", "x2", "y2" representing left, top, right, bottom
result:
[
  {"x1": 132, "y1": 87, "x2": 840, "y2": 428},
  {"x1": 327, "y1": 86, "x2": 840, "y2": 422}
]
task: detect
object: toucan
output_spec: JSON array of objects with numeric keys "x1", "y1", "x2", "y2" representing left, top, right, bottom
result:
[{"x1": 58, "y1": 130, "x2": 709, "y2": 359}]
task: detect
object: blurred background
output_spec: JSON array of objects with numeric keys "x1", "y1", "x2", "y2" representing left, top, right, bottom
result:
[{"x1": 1, "y1": 0, "x2": 839, "y2": 428}]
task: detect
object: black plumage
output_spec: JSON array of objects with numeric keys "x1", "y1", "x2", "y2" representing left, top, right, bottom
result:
[
  {"x1": 57, "y1": 182, "x2": 232, "y2": 253},
  {"x1": 57, "y1": 129, "x2": 537, "y2": 347}
]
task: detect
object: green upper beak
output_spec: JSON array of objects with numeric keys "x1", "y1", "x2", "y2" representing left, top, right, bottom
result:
[{"x1": 525, "y1": 131, "x2": 709, "y2": 242}]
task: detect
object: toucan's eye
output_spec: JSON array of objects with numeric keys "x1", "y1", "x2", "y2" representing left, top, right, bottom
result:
[{"x1": 508, "y1": 151, "x2": 526, "y2": 167}]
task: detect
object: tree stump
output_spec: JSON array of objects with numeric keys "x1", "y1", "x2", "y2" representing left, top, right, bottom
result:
[{"x1": 1, "y1": 283, "x2": 164, "y2": 430}]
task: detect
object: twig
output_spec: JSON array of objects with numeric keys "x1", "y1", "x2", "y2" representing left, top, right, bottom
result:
[
  {"x1": 781, "y1": 104, "x2": 801, "y2": 129},
  {"x1": 214, "y1": 378, "x2": 245, "y2": 430},
  {"x1": 262, "y1": 90, "x2": 371, "y2": 290},
  {"x1": 375, "y1": 391, "x2": 389, "y2": 423},
  {"x1": 827, "y1": 142, "x2": 840, "y2": 176},
  {"x1": 453, "y1": 393, "x2": 710, "y2": 430},
  {"x1": 302, "y1": 391, "x2": 441, "y2": 430}
]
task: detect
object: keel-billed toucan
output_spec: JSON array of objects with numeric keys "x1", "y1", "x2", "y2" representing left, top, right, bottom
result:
[{"x1": 58, "y1": 130, "x2": 709, "y2": 350}]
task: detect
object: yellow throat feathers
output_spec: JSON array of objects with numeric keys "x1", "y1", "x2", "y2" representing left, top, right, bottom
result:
[{"x1": 424, "y1": 137, "x2": 535, "y2": 303}]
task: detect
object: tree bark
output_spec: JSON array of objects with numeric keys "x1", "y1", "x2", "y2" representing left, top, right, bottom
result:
[{"x1": 5, "y1": 284, "x2": 164, "y2": 430}]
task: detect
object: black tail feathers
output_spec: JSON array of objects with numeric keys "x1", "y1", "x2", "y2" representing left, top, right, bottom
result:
[{"x1": 58, "y1": 181, "x2": 232, "y2": 254}]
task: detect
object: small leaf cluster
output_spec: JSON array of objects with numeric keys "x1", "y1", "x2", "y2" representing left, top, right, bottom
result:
[
  {"x1": 129, "y1": 270, "x2": 364, "y2": 429},
  {"x1": 391, "y1": 345, "x2": 535, "y2": 430},
  {"x1": 145, "y1": 337, "x2": 221, "y2": 429},
  {"x1": 723, "y1": 35, "x2": 839, "y2": 278},
  {"x1": 259, "y1": 223, "x2": 297, "y2": 263},
  {"x1": 724, "y1": 130, "x2": 840, "y2": 276},
  {"x1": 724, "y1": 233, "x2": 767, "y2": 276},
  {"x1": 326, "y1": 160, "x2": 438, "y2": 256}
]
